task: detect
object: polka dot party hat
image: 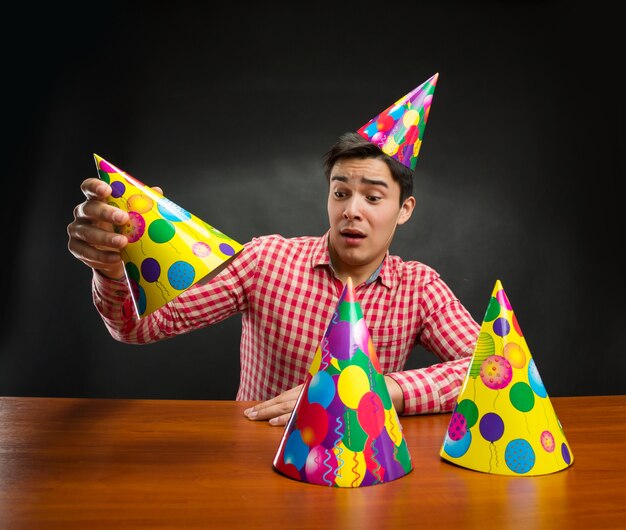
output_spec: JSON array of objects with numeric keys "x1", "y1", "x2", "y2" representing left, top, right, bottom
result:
[
  {"x1": 440, "y1": 280, "x2": 574, "y2": 476},
  {"x1": 273, "y1": 277, "x2": 413, "y2": 487},
  {"x1": 94, "y1": 154, "x2": 244, "y2": 318},
  {"x1": 357, "y1": 73, "x2": 438, "y2": 170}
]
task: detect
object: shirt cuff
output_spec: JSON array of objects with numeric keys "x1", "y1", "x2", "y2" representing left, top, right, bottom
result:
[
  {"x1": 93, "y1": 269, "x2": 127, "y2": 289},
  {"x1": 92, "y1": 270, "x2": 132, "y2": 316},
  {"x1": 387, "y1": 370, "x2": 439, "y2": 415},
  {"x1": 387, "y1": 355, "x2": 472, "y2": 416}
]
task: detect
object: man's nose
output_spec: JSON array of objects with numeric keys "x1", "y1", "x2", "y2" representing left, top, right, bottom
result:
[{"x1": 343, "y1": 196, "x2": 363, "y2": 220}]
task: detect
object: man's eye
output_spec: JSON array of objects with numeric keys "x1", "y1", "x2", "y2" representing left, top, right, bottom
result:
[
  {"x1": 367, "y1": 196, "x2": 382, "y2": 202},
  {"x1": 334, "y1": 191, "x2": 347, "y2": 198}
]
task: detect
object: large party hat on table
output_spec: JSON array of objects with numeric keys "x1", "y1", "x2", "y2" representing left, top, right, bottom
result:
[
  {"x1": 357, "y1": 73, "x2": 438, "y2": 170},
  {"x1": 94, "y1": 154, "x2": 244, "y2": 318},
  {"x1": 439, "y1": 280, "x2": 574, "y2": 476},
  {"x1": 273, "y1": 277, "x2": 413, "y2": 487}
]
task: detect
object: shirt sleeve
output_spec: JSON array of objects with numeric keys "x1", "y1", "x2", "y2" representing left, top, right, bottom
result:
[
  {"x1": 387, "y1": 272, "x2": 480, "y2": 415},
  {"x1": 91, "y1": 239, "x2": 260, "y2": 344},
  {"x1": 387, "y1": 356, "x2": 472, "y2": 415}
]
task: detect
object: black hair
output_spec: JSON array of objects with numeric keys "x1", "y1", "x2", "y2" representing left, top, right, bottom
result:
[{"x1": 323, "y1": 131, "x2": 414, "y2": 204}]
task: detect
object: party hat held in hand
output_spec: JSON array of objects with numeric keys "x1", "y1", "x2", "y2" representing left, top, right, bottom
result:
[
  {"x1": 273, "y1": 277, "x2": 413, "y2": 487},
  {"x1": 440, "y1": 280, "x2": 574, "y2": 475},
  {"x1": 357, "y1": 73, "x2": 438, "y2": 170},
  {"x1": 94, "y1": 154, "x2": 243, "y2": 318}
]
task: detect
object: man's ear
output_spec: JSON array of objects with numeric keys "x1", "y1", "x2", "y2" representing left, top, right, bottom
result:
[{"x1": 397, "y1": 196, "x2": 416, "y2": 226}]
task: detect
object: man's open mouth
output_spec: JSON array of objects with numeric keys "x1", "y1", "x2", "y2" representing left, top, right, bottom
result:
[
  {"x1": 339, "y1": 229, "x2": 365, "y2": 240},
  {"x1": 340, "y1": 229, "x2": 366, "y2": 239}
]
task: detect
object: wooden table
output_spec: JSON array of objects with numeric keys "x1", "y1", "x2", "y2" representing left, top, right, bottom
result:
[{"x1": 1, "y1": 396, "x2": 624, "y2": 529}]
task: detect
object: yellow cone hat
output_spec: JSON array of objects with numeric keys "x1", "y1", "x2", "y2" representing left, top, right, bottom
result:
[
  {"x1": 94, "y1": 154, "x2": 243, "y2": 318},
  {"x1": 273, "y1": 278, "x2": 413, "y2": 487},
  {"x1": 439, "y1": 280, "x2": 574, "y2": 475}
]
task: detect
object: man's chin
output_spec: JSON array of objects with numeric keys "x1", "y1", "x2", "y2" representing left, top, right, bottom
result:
[
  {"x1": 334, "y1": 247, "x2": 372, "y2": 268},
  {"x1": 330, "y1": 236, "x2": 382, "y2": 267}
]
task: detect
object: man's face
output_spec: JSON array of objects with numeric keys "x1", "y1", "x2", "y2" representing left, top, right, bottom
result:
[{"x1": 327, "y1": 157, "x2": 414, "y2": 276}]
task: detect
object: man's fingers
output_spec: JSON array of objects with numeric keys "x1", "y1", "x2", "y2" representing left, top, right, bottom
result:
[
  {"x1": 248, "y1": 400, "x2": 295, "y2": 421},
  {"x1": 69, "y1": 220, "x2": 127, "y2": 250},
  {"x1": 75, "y1": 200, "x2": 128, "y2": 226},
  {"x1": 80, "y1": 178, "x2": 111, "y2": 200},
  {"x1": 256, "y1": 385, "x2": 302, "y2": 410},
  {"x1": 243, "y1": 384, "x2": 303, "y2": 423},
  {"x1": 269, "y1": 413, "x2": 292, "y2": 427}
]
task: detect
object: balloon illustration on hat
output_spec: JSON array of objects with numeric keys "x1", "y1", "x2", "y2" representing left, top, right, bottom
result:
[
  {"x1": 94, "y1": 154, "x2": 244, "y2": 318},
  {"x1": 357, "y1": 72, "x2": 438, "y2": 170},
  {"x1": 439, "y1": 280, "x2": 574, "y2": 475},
  {"x1": 273, "y1": 278, "x2": 413, "y2": 487}
]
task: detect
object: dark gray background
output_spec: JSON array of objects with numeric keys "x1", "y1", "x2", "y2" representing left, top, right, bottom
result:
[{"x1": 2, "y1": 1, "x2": 623, "y2": 400}]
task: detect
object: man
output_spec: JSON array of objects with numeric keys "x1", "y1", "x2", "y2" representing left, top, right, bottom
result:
[{"x1": 67, "y1": 132, "x2": 480, "y2": 425}]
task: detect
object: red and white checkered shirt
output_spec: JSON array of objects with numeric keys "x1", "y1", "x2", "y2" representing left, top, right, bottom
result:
[{"x1": 92, "y1": 231, "x2": 479, "y2": 415}]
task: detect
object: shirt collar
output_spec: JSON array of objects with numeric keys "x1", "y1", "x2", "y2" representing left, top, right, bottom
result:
[{"x1": 311, "y1": 230, "x2": 393, "y2": 289}]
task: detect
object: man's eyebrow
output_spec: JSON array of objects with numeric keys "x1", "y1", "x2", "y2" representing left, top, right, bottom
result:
[
  {"x1": 330, "y1": 175, "x2": 389, "y2": 188},
  {"x1": 361, "y1": 177, "x2": 388, "y2": 188}
]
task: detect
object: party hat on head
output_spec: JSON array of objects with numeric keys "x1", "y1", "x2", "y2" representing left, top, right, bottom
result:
[
  {"x1": 273, "y1": 277, "x2": 413, "y2": 487},
  {"x1": 439, "y1": 280, "x2": 574, "y2": 476},
  {"x1": 357, "y1": 73, "x2": 439, "y2": 170},
  {"x1": 94, "y1": 154, "x2": 244, "y2": 318}
]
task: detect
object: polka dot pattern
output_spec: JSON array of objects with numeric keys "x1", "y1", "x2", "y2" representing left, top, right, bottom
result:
[
  {"x1": 94, "y1": 153, "x2": 243, "y2": 318},
  {"x1": 440, "y1": 280, "x2": 574, "y2": 476}
]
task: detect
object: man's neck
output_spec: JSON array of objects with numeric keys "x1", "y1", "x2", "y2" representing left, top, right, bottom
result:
[
  {"x1": 334, "y1": 269, "x2": 370, "y2": 287},
  {"x1": 328, "y1": 247, "x2": 386, "y2": 287}
]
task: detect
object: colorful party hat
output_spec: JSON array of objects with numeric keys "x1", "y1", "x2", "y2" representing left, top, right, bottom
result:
[
  {"x1": 357, "y1": 73, "x2": 438, "y2": 170},
  {"x1": 273, "y1": 277, "x2": 413, "y2": 487},
  {"x1": 94, "y1": 154, "x2": 244, "y2": 318},
  {"x1": 439, "y1": 280, "x2": 574, "y2": 476}
]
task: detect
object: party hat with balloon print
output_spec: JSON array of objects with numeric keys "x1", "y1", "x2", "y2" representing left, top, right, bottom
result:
[
  {"x1": 357, "y1": 73, "x2": 438, "y2": 170},
  {"x1": 273, "y1": 277, "x2": 413, "y2": 487},
  {"x1": 439, "y1": 280, "x2": 574, "y2": 476},
  {"x1": 94, "y1": 154, "x2": 243, "y2": 318}
]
